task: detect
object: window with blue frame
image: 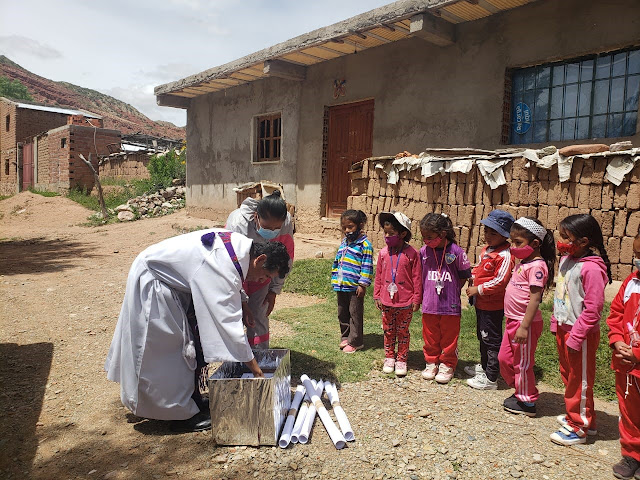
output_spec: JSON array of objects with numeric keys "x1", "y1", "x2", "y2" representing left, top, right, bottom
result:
[{"x1": 510, "y1": 47, "x2": 640, "y2": 144}]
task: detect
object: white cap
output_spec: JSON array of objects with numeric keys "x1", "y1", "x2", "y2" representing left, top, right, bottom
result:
[{"x1": 379, "y1": 211, "x2": 412, "y2": 232}]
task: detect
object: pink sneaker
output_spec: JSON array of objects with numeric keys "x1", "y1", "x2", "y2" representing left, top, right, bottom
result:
[
  {"x1": 394, "y1": 361, "x2": 407, "y2": 376},
  {"x1": 435, "y1": 364, "x2": 454, "y2": 384},
  {"x1": 339, "y1": 339, "x2": 349, "y2": 349},
  {"x1": 343, "y1": 344, "x2": 363, "y2": 354},
  {"x1": 382, "y1": 358, "x2": 395, "y2": 373}
]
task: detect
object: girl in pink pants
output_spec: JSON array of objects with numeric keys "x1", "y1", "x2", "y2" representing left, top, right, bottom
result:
[{"x1": 498, "y1": 217, "x2": 555, "y2": 417}]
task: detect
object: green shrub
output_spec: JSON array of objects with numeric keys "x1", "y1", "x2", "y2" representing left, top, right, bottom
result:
[
  {"x1": 147, "y1": 147, "x2": 186, "y2": 189},
  {"x1": 0, "y1": 76, "x2": 32, "y2": 101}
]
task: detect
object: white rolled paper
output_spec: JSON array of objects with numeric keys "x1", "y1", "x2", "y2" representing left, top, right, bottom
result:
[
  {"x1": 278, "y1": 385, "x2": 305, "y2": 448},
  {"x1": 291, "y1": 382, "x2": 313, "y2": 444},
  {"x1": 301, "y1": 375, "x2": 345, "y2": 450},
  {"x1": 299, "y1": 380, "x2": 324, "y2": 444},
  {"x1": 325, "y1": 382, "x2": 354, "y2": 441}
]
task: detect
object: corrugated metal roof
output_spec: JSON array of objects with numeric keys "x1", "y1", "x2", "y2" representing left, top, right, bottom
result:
[
  {"x1": 155, "y1": 0, "x2": 535, "y2": 104},
  {"x1": 16, "y1": 102, "x2": 101, "y2": 119}
]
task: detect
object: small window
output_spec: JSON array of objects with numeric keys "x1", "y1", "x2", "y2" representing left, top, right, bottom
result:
[
  {"x1": 5, "y1": 159, "x2": 9, "y2": 176},
  {"x1": 509, "y1": 47, "x2": 640, "y2": 143},
  {"x1": 5, "y1": 115, "x2": 9, "y2": 132},
  {"x1": 255, "y1": 113, "x2": 281, "y2": 162},
  {"x1": 61, "y1": 138, "x2": 67, "y2": 148}
]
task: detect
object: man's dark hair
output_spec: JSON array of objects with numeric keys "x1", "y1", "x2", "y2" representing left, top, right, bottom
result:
[{"x1": 251, "y1": 241, "x2": 290, "y2": 278}]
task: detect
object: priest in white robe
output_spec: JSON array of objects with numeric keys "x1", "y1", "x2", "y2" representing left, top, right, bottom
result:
[{"x1": 104, "y1": 228, "x2": 290, "y2": 432}]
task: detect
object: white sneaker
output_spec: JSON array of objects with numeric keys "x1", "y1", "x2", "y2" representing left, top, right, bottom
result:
[
  {"x1": 466, "y1": 372, "x2": 497, "y2": 390},
  {"x1": 394, "y1": 361, "x2": 407, "y2": 377},
  {"x1": 556, "y1": 414, "x2": 598, "y2": 436},
  {"x1": 464, "y1": 363, "x2": 484, "y2": 376},
  {"x1": 435, "y1": 364, "x2": 454, "y2": 384},
  {"x1": 421, "y1": 363, "x2": 438, "y2": 380},
  {"x1": 382, "y1": 358, "x2": 395, "y2": 374}
]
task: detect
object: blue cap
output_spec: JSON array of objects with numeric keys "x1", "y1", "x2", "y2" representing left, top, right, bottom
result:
[{"x1": 480, "y1": 209, "x2": 514, "y2": 238}]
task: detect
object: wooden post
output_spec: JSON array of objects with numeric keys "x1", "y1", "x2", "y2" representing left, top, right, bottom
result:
[{"x1": 79, "y1": 153, "x2": 108, "y2": 219}]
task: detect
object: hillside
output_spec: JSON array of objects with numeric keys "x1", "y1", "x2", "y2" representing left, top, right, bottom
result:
[{"x1": 0, "y1": 56, "x2": 185, "y2": 140}]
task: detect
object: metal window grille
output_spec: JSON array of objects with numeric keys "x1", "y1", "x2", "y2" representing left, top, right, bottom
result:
[
  {"x1": 509, "y1": 47, "x2": 640, "y2": 144},
  {"x1": 255, "y1": 114, "x2": 281, "y2": 162}
]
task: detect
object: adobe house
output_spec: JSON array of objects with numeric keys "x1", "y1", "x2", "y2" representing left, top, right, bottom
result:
[
  {"x1": 0, "y1": 97, "x2": 120, "y2": 194},
  {"x1": 155, "y1": 0, "x2": 640, "y2": 233}
]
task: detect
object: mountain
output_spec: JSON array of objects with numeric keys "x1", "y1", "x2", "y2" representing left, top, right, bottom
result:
[{"x1": 0, "y1": 55, "x2": 185, "y2": 140}]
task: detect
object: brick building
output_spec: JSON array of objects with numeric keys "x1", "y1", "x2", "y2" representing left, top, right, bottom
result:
[{"x1": 0, "y1": 97, "x2": 119, "y2": 194}]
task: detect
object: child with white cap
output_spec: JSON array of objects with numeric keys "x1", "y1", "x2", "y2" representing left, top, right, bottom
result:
[{"x1": 374, "y1": 211, "x2": 422, "y2": 376}]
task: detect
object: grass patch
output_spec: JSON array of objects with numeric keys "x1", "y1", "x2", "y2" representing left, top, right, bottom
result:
[
  {"x1": 67, "y1": 179, "x2": 154, "y2": 212},
  {"x1": 0, "y1": 194, "x2": 13, "y2": 201},
  {"x1": 28, "y1": 187, "x2": 59, "y2": 197},
  {"x1": 273, "y1": 258, "x2": 617, "y2": 400}
]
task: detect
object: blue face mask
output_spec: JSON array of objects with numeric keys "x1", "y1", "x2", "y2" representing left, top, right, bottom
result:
[
  {"x1": 257, "y1": 227, "x2": 280, "y2": 240},
  {"x1": 256, "y1": 215, "x2": 281, "y2": 240}
]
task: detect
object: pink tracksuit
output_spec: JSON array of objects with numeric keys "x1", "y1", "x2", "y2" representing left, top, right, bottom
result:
[{"x1": 498, "y1": 259, "x2": 548, "y2": 403}]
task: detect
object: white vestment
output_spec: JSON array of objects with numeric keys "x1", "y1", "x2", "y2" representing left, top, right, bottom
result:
[{"x1": 104, "y1": 229, "x2": 254, "y2": 420}]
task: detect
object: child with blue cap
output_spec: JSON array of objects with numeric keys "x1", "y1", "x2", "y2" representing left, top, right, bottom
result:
[{"x1": 465, "y1": 209, "x2": 516, "y2": 390}]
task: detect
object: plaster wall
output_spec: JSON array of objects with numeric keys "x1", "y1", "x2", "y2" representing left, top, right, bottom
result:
[{"x1": 185, "y1": 0, "x2": 640, "y2": 227}]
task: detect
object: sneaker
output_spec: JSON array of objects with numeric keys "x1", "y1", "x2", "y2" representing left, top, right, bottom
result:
[
  {"x1": 339, "y1": 339, "x2": 349, "y2": 349},
  {"x1": 464, "y1": 363, "x2": 484, "y2": 377},
  {"x1": 435, "y1": 364, "x2": 454, "y2": 384},
  {"x1": 556, "y1": 414, "x2": 597, "y2": 436},
  {"x1": 503, "y1": 395, "x2": 536, "y2": 417},
  {"x1": 382, "y1": 358, "x2": 395, "y2": 374},
  {"x1": 421, "y1": 363, "x2": 438, "y2": 380},
  {"x1": 466, "y1": 372, "x2": 497, "y2": 390},
  {"x1": 394, "y1": 361, "x2": 407, "y2": 377},
  {"x1": 550, "y1": 425, "x2": 586, "y2": 446},
  {"x1": 612, "y1": 456, "x2": 640, "y2": 480},
  {"x1": 343, "y1": 344, "x2": 363, "y2": 354}
]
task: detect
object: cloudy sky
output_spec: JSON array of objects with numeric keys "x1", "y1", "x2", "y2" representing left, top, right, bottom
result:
[{"x1": 0, "y1": 0, "x2": 391, "y2": 127}]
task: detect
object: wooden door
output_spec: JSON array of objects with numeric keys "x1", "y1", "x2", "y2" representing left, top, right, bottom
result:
[
  {"x1": 22, "y1": 142, "x2": 34, "y2": 191},
  {"x1": 326, "y1": 99, "x2": 374, "y2": 217}
]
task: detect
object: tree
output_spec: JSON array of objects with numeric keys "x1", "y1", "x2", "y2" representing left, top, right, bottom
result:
[{"x1": 0, "y1": 76, "x2": 33, "y2": 101}]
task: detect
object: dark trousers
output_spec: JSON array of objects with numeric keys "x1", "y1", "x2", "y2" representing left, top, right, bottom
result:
[
  {"x1": 475, "y1": 308, "x2": 504, "y2": 382},
  {"x1": 187, "y1": 301, "x2": 208, "y2": 412},
  {"x1": 337, "y1": 290, "x2": 364, "y2": 348}
]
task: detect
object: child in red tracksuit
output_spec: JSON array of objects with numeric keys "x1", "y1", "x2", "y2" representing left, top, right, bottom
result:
[
  {"x1": 498, "y1": 217, "x2": 555, "y2": 417},
  {"x1": 549, "y1": 214, "x2": 611, "y2": 446},
  {"x1": 607, "y1": 229, "x2": 640, "y2": 480},
  {"x1": 465, "y1": 209, "x2": 515, "y2": 390},
  {"x1": 374, "y1": 211, "x2": 422, "y2": 377}
]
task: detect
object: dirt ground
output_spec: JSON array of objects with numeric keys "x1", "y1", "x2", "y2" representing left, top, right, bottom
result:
[
  {"x1": 0, "y1": 192, "x2": 334, "y2": 480},
  {"x1": 0, "y1": 192, "x2": 625, "y2": 480}
]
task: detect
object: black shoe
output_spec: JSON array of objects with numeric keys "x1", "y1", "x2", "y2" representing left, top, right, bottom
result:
[
  {"x1": 170, "y1": 411, "x2": 212, "y2": 433},
  {"x1": 612, "y1": 456, "x2": 640, "y2": 480},
  {"x1": 503, "y1": 395, "x2": 536, "y2": 417}
]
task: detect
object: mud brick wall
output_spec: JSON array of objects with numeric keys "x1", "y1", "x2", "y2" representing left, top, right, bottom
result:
[
  {"x1": 0, "y1": 101, "x2": 18, "y2": 195},
  {"x1": 348, "y1": 156, "x2": 640, "y2": 281},
  {"x1": 98, "y1": 153, "x2": 151, "y2": 180}
]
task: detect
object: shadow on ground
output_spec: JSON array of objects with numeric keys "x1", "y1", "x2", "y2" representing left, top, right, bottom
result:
[
  {"x1": 0, "y1": 237, "x2": 101, "y2": 275},
  {"x1": 0, "y1": 342, "x2": 53, "y2": 478}
]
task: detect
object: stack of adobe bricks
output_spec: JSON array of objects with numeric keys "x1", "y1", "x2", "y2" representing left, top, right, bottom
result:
[
  {"x1": 98, "y1": 152, "x2": 151, "y2": 180},
  {"x1": 348, "y1": 153, "x2": 640, "y2": 281}
]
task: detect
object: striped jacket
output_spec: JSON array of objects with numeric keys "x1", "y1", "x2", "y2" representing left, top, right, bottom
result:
[
  {"x1": 331, "y1": 234, "x2": 374, "y2": 292},
  {"x1": 472, "y1": 243, "x2": 514, "y2": 311}
]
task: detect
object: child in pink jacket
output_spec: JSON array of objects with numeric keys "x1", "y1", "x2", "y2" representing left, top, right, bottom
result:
[
  {"x1": 550, "y1": 214, "x2": 611, "y2": 446},
  {"x1": 374, "y1": 211, "x2": 422, "y2": 377}
]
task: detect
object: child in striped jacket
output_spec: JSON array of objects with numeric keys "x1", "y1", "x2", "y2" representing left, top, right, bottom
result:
[{"x1": 332, "y1": 209, "x2": 374, "y2": 353}]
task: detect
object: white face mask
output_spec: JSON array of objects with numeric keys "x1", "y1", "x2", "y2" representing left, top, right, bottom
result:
[{"x1": 634, "y1": 258, "x2": 640, "y2": 271}]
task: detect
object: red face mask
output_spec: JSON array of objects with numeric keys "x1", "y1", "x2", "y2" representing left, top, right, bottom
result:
[
  {"x1": 424, "y1": 237, "x2": 442, "y2": 248},
  {"x1": 557, "y1": 241, "x2": 579, "y2": 256}
]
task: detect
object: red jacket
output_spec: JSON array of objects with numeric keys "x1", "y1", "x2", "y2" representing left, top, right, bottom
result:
[
  {"x1": 472, "y1": 243, "x2": 515, "y2": 311},
  {"x1": 607, "y1": 272, "x2": 640, "y2": 379},
  {"x1": 374, "y1": 244, "x2": 422, "y2": 308}
]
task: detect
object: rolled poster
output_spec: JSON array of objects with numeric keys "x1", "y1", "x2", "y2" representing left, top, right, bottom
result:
[
  {"x1": 298, "y1": 380, "x2": 324, "y2": 444},
  {"x1": 325, "y1": 382, "x2": 354, "y2": 441},
  {"x1": 278, "y1": 385, "x2": 305, "y2": 448},
  {"x1": 291, "y1": 381, "x2": 314, "y2": 443},
  {"x1": 301, "y1": 375, "x2": 345, "y2": 450}
]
